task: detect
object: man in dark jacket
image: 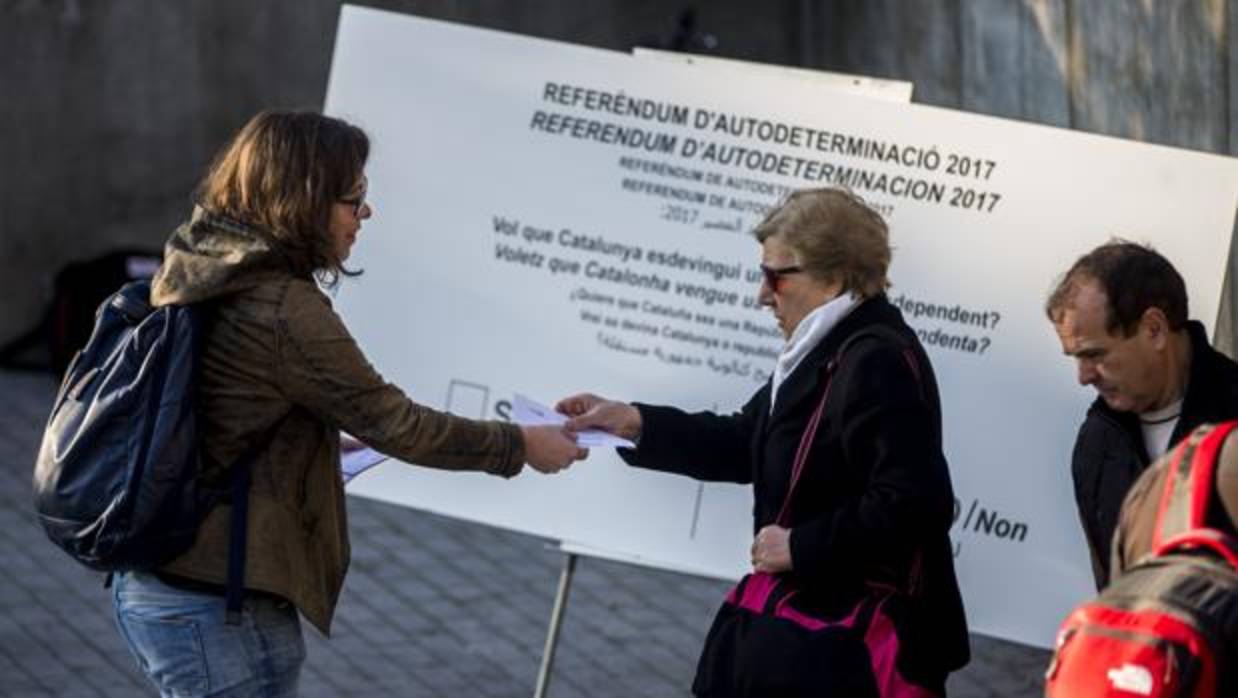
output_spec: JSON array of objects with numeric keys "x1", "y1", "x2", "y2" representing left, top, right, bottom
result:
[{"x1": 1046, "y1": 240, "x2": 1238, "y2": 589}]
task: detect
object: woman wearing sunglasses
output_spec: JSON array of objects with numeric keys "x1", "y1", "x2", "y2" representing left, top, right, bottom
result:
[
  {"x1": 110, "y1": 110, "x2": 585, "y2": 697},
  {"x1": 557, "y1": 188, "x2": 968, "y2": 697}
]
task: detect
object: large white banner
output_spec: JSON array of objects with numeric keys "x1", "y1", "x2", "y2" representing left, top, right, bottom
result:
[{"x1": 324, "y1": 6, "x2": 1238, "y2": 647}]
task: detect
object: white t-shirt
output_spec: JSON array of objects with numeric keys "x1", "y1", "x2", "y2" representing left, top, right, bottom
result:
[{"x1": 1140, "y1": 398, "x2": 1184, "y2": 461}]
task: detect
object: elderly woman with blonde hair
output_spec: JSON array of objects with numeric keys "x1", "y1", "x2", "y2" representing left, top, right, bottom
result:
[{"x1": 559, "y1": 188, "x2": 969, "y2": 697}]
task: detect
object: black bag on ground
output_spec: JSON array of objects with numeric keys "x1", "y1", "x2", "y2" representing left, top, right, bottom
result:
[
  {"x1": 48, "y1": 249, "x2": 162, "y2": 375},
  {"x1": 0, "y1": 249, "x2": 160, "y2": 374}
]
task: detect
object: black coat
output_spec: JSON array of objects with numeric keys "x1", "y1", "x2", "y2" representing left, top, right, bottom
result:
[
  {"x1": 1072, "y1": 320, "x2": 1238, "y2": 589},
  {"x1": 623, "y1": 295, "x2": 970, "y2": 688}
]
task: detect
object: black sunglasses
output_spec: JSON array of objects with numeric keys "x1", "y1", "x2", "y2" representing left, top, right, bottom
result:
[{"x1": 759, "y1": 263, "x2": 803, "y2": 290}]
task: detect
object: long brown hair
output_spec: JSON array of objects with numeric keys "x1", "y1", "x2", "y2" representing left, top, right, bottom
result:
[{"x1": 196, "y1": 110, "x2": 370, "y2": 286}]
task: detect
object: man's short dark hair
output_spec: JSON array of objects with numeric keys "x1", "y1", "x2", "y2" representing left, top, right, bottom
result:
[{"x1": 1045, "y1": 240, "x2": 1189, "y2": 337}]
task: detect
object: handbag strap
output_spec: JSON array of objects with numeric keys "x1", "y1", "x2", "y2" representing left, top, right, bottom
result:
[{"x1": 775, "y1": 325, "x2": 921, "y2": 527}]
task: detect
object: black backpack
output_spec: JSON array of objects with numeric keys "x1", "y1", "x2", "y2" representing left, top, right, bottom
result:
[
  {"x1": 33, "y1": 280, "x2": 258, "y2": 622},
  {"x1": 1045, "y1": 422, "x2": 1238, "y2": 697}
]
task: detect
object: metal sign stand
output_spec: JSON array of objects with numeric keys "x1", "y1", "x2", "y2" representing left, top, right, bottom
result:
[{"x1": 533, "y1": 551, "x2": 578, "y2": 698}]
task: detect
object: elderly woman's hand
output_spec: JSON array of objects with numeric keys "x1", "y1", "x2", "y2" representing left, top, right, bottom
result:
[
  {"x1": 751, "y1": 525, "x2": 793, "y2": 573},
  {"x1": 556, "y1": 392, "x2": 642, "y2": 442}
]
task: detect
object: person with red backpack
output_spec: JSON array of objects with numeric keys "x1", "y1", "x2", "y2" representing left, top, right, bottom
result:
[
  {"x1": 1112, "y1": 422, "x2": 1238, "y2": 576},
  {"x1": 1045, "y1": 421, "x2": 1238, "y2": 697}
]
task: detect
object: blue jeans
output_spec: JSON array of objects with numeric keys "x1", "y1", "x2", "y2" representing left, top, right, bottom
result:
[{"x1": 112, "y1": 571, "x2": 305, "y2": 697}]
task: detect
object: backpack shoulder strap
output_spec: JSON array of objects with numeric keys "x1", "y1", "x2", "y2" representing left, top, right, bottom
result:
[
  {"x1": 1152, "y1": 421, "x2": 1238, "y2": 551},
  {"x1": 224, "y1": 411, "x2": 293, "y2": 625}
]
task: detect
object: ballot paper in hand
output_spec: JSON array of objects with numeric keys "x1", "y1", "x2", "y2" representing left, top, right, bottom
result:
[
  {"x1": 341, "y1": 445, "x2": 388, "y2": 484},
  {"x1": 513, "y1": 394, "x2": 636, "y2": 449}
]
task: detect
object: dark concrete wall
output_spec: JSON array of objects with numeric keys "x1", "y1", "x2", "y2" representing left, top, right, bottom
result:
[
  {"x1": 1, "y1": 0, "x2": 343, "y2": 351},
  {"x1": 812, "y1": 0, "x2": 1238, "y2": 354},
  {"x1": 2, "y1": 0, "x2": 1235, "y2": 354}
]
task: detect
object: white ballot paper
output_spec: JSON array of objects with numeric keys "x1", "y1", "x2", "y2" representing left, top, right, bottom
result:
[
  {"x1": 513, "y1": 393, "x2": 636, "y2": 449},
  {"x1": 341, "y1": 445, "x2": 388, "y2": 484}
]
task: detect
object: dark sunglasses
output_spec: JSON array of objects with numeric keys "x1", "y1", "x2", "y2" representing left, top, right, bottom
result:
[{"x1": 759, "y1": 263, "x2": 803, "y2": 291}]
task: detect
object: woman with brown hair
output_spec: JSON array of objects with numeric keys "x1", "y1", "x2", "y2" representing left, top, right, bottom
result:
[{"x1": 111, "y1": 110, "x2": 584, "y2": 697}]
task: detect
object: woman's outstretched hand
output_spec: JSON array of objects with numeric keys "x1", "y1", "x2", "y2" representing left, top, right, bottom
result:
[{"x1": 521, "y1": 425, "x2": 587, "y2": 473}]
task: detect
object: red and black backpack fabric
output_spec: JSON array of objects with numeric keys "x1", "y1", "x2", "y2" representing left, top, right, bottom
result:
[{"x1": 1045, "y1": 421, "x2": 1238, "y2": 697}]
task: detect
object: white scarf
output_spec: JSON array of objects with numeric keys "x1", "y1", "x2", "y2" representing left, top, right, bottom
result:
[{"x1": 770, "y1": 293, "x2": 859, "y2": 412}]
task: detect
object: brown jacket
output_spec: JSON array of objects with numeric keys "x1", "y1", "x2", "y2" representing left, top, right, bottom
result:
[{"x1": 151, "y1": 208, "x2": 524, "y2": 634}]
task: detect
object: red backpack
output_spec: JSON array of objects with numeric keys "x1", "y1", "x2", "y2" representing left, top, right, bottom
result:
[{"x1": 1045, "y1": 421, "x2": 1238, "y2": 697}]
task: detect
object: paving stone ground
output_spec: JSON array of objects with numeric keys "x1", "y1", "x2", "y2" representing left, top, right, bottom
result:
[{"x1": 0, "y1": 369, "x2": 1049, "y2": 696}]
